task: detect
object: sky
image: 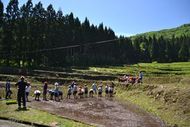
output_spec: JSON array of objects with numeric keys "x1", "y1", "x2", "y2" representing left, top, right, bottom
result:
[{"x1": 2, "y1": 0, "x2": 190, "y2": 36}]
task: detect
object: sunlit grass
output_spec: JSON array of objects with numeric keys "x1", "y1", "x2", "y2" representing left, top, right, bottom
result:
[
  {"x1": 0, "y1": 100, "x2": 91, "y2": 127},
  {"x1": 73, "y1": 62, "x2": 190, "y2": 76}
]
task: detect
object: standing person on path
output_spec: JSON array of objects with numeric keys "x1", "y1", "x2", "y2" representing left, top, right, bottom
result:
[
  {"x1": 54, "y1": 82, "x2": 60, "y2": 101},
  {"x1": 92, "y1": 82, "x2": 97, "y2": 94},
  {"x1": 15, "y1": 76, "x2": 28, "y2": 110},
  {"x1": 43, "y1": 81, "x2": 48, "y2": 101},
  {"x1": 5, "y1": 79, "x2": 11, "y2": 99},
  {"x1": 25, "y1": 82, "x2": 31, "y2": 102}
]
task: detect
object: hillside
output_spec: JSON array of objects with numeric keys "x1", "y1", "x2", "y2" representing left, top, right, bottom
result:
[{"x1": 132, "y1": 23, "x2": 190, "y2": 39}]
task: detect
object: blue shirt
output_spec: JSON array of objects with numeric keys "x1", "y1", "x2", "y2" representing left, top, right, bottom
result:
[{"x1": 92, "y1": 83, "x2": 97, "y2": 90}]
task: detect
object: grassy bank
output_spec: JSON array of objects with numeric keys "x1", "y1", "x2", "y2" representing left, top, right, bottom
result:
[
  {"x1": 115, "y1": 84, "x2": 190, "y2": 127},
  {"x1": 0, "y1": 100, "x2": 91, "y2": 127}
]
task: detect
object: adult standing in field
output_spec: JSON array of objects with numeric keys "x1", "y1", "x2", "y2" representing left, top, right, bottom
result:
[
  {"x1": 43, "y1": 81, "x2": 48, "y2": 101},
  {"x1": 15, "y1": 76, "x2": 28, "y2": 110},
  {"x1": 25, "y1": 82, "x2": 31, "y2": 102},
  {"x1": 5, "y1": 79, "x2": 12, "y2": 99}
]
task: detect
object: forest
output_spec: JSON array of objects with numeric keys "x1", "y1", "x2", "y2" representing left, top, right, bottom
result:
[{"x1": 0, "y1": 0, "x2": 190, "y2": 67}]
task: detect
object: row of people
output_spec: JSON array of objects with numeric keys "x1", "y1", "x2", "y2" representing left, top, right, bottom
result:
[
  {"x1": 3, "y1": 76, "x2": 116, "y2": 110},
  {"x1": 67, "y1": 82, "x2": 115, "y2": 99},
  {"x1": 34, "y1": 81, "x2": 115, "y2": 100}
]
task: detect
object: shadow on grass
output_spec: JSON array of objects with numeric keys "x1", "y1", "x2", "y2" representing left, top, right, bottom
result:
[{"x1": 15, "y1": 108, "x2": 30, "y2": 112}]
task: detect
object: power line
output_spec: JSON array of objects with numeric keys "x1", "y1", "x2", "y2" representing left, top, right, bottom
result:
[
  {"x1": 0, "y1": 38, "x2": 125, "y2": 55},
  {"x1": 25, "y1": 38, "x2": 122, "y2": 54}
]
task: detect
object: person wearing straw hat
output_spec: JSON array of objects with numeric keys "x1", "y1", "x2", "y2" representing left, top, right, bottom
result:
[{"x1": 15, "y1": 76, "x2": 28, "y2": 110}]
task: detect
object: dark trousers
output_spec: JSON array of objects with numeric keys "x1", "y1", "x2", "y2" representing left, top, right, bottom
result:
[
  {"x1": 17, "y1": 92, "x2": 26, "y2": 107},
  {"x1": 5, "y1": 90, "x2": 11, "y2": 99}
]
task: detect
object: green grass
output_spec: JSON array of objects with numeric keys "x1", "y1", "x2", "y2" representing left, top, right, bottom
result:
[
  {"x1": 0, "y1": 100, "x2": 91, "y2": 127},
  {"x1": 74, "y1": 62, "x2": 190, "y2": 77}
]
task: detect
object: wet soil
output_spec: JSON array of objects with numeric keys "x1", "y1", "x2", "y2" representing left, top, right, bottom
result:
[{"x1": 29, "y1": 97, "x2": 165, "y2": 127}]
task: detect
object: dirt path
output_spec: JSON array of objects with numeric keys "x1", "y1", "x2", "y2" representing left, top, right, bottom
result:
[{"x1": 29, "y1": 97, "x2": 165, "y2": 127}]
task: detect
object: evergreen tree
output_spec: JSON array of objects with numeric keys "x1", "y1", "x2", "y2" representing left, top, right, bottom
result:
[
  {"x1": 0, "y1": 0, "x2": 3, "y2": 26},
  {"x1": 178, "y1": 36, "x2": 189, "y2": 61}
]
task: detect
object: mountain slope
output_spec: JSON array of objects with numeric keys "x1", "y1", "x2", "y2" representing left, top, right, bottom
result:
[{"x1": 132, "y1": 23, "x2": 190, "y2": 39}]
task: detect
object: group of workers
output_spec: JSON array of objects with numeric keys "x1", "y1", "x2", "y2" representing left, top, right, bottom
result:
[
  {"x1": 2, "y1": 76, "x2": 115, "y2": 110},
  {"x1": 2, "y1": 71, "x2": 143, "y2": 110},
  {"x1": 67, "y1": 81, "x2": 115, "y2": 99},
  {"x1": 119, "y1": 71, "x2": 143, "y2": 84}
]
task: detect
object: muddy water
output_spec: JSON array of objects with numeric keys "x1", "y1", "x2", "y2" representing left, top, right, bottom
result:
[{"x1": 30, "y1": 97, "x2": 165, "y2": 127}]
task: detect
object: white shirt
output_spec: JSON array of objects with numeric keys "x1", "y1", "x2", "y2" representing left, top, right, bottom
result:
[
  {"x1": 34, "y1": 90, "x2": 41, "y2": 94},
  {"x1": 25, "y1": 86, "x2": 31, "y2": 93}
]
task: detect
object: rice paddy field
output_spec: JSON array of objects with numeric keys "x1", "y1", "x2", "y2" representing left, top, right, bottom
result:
[{"x1": 0, "y1": 62, "x2": 190, "y2": 127}]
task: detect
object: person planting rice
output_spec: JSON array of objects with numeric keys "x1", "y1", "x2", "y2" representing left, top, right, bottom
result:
[
  {"x1": 67, "y1": 85, "x2": 72, "y2": 99},
  {"x1": 78, "y1": 86, "x2": 84, "y2": 98},
  {"x1": 108, "y1": 85, "x2": 114, "y2": 97},
  {"x1": 89, "y1": 89, "x2": 94, "y2": 98},
  {"x1": 98, "y1": 85, "x2": 103, "y2": 97},
  {"x1": 105, "y1": 84, "x2": 109, "y2": 97},
  {"x1": 73, "y1": 83, "x2": 78, "y2": 99},
  {"x1": 34, "y1": 90, "x2": 41, "y2": 101}
]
